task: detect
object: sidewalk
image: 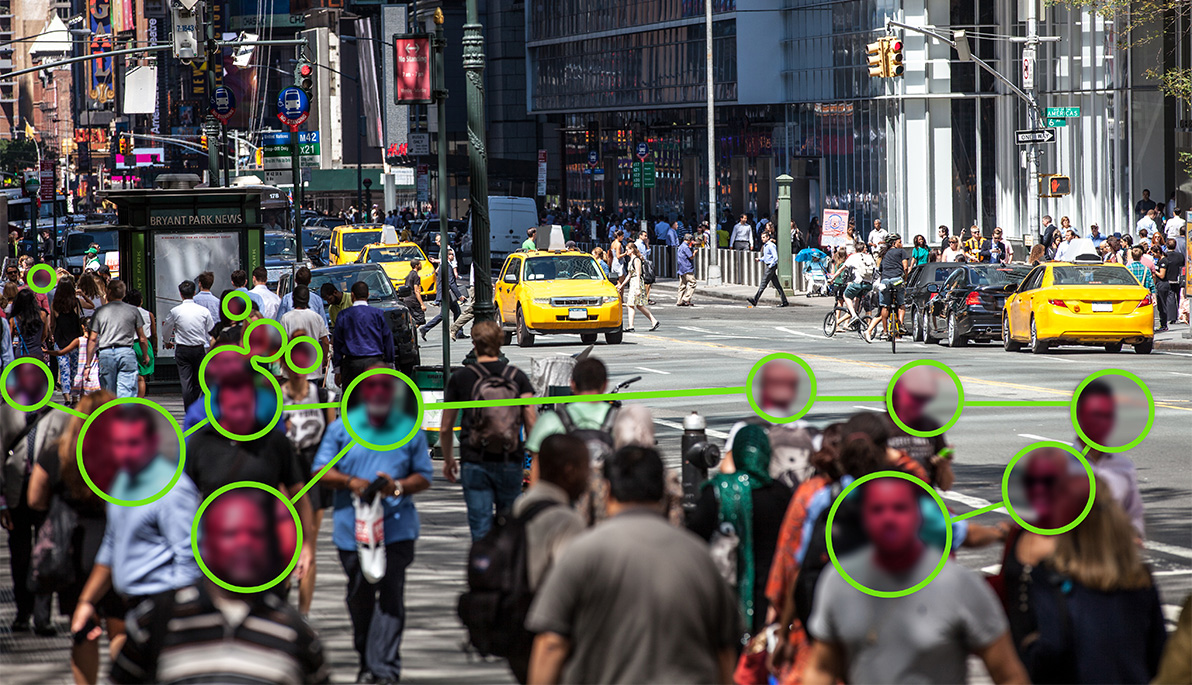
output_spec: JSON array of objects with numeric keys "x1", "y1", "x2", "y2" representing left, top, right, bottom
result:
[{"x1": 1154, "y1": 324, "x2": 1192, "y2": 351}]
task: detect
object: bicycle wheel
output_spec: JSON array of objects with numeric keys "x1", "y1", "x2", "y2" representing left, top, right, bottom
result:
[
  {"x1": 823, "y1": 309, "x2": 841, "y2": 337},
  {"x1": 889, "y1": 314, "x2": 898, "y2": 353}
]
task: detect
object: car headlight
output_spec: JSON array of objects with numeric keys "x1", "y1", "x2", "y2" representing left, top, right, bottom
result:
[{"x1": 533, "y1": 297, "x2": 552, "y2": 305}]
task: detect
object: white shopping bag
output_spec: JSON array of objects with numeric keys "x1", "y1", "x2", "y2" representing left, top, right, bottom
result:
[{"x1": 352, "y1": 494, "x2": 387, "y2": 584}]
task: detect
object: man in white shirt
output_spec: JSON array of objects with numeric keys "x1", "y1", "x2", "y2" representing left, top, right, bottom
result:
[
  {"x1": 193, "y1": 271, "x2": 223, "y2": 322},
  {"x1": 1054, "y1": 228, "x2": 1079, "y2": 261},
  {"x1": 1136, "y1": 209, "x2": 1158, "y2": 240},
  {"x1": 867, "y1": 219, "x2": 888, "y2": 249},
  {"x1": 1165, "y1": 207, "x2": 1185, "y2": 240},
  {"x1": 163, "y1": 280, "x2": 215, "y2": 408},
  {"x1": 249, "y1": 266, "x2": 281, "y2": 319}
]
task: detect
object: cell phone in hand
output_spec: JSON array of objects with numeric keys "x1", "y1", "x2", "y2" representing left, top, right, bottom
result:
[
  {"x1": 73, "y1": 618, "x2": 99, "y2": 645},
  {"x1": 360, "y1": 475, "x2": 389, "y2": 503}
]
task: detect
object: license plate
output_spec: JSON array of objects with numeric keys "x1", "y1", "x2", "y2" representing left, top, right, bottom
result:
[
  {"x1": 1092, "y1": 302, "x2": 1112, "y2": 312},
  {"x1": 568, "y1": 308, "x2": 588, "y2": 320}
]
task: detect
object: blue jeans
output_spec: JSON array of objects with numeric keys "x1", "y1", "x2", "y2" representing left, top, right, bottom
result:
[
  {"x1": 460, "y1": 461, "x2": 524, "y2": 540},
  {"x1": 98, "y1": 347, "x2": 138, "y2": 398}
]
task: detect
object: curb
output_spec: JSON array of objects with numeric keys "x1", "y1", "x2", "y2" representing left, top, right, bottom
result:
[
  {"x1": 649, "y1": 281, "x2": 814, "y2": 307},
  {"x1": 1154, "y1": 339, "x2": 1192, "y2": 351}
]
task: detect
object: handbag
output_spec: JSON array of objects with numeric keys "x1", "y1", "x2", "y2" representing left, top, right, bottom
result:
[
  {"x1": 353, "y1": 492, "x2": 387, "y2": 584},
  {"x1": 709, "y1": 520, "x2": 740, "y2": 588},
  {"x1": 27, "y1": 495, "x2": 79, "y2": 593}
]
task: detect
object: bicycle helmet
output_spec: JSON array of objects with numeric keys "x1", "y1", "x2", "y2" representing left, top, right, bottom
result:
[{"x1": 884, "y1": 233, "x2": 901, "y2": 246}]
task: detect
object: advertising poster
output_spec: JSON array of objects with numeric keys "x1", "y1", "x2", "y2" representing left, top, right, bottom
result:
[
  {"x1": 152, "y1": 232, "x2": 241, "y2": 358},
  {"x1": 821, "y1": 209, "x2": 849, "y2": 248}
]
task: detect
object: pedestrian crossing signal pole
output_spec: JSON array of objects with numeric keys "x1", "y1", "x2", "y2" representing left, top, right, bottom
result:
[{"x1": 433, "y1": 8, "x2": 452, "y2": 384}]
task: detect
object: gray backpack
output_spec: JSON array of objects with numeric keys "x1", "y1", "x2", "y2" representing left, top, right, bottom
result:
[{"x1": 466, "y1": 363, "x2": 522, "y2": 455}]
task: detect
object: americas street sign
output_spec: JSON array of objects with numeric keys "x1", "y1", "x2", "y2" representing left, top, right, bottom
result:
[
  {"x1": 1044, "y1": 106, "x2": 1080, "y2": 118},
  {"x1": 1015, "y1": 128, "x2": 1056, "y2": 145},
  {"x1": 1045, "y1": 118, "x2": 1068, "y2": 128}
]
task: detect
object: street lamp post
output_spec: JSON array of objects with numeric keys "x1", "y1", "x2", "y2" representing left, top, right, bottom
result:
[
  {"x1": 704, "y1": 0, "x2": 721, "y2": 285},
  {"x1": 462, "y1": 0, "x2": 494, "y2": 322},
  {"x1": 432, "y1": 7, "x2": 451, "y2": 383}
]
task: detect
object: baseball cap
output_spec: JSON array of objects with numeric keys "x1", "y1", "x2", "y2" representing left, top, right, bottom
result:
[{"x1": 85, "y1": 246, "x2": 98, "y2": 255}]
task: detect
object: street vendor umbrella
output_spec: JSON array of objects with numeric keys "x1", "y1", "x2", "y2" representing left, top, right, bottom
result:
[{"x1": 795, "y1": 247, "x2": 828, "y2": 263}]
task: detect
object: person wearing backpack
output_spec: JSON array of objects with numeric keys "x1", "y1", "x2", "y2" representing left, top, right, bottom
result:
[
  {"x1": 524, "y1": 358, "x2": 615, "y2": 471},
  {"x1": 458, "y1": 433, "x2": 589, "y2": 683},
  {"x1": 441, "y1": 320, "x2": 537, "y2": 540}
]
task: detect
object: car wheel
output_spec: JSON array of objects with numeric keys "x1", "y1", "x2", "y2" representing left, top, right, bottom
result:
[
  {"x1": 911, "y1": 307, "x2": 925, "y2": 342},
  {"x1": 1133, "y1": 339, "x2": 1153, "y2": 355},
  {"x1": 580, "y1": 333, "x2": 598, "y2": 344},
  {"x1": 605, "y1": 328, "x2": 624, "y2": 345},
  {"x1": 516, "y1": 307, "x2": 534, "y2": 347},
  {"x1": 947, "y1": 313, "x2": 968, "y2": 348},
  {"x1": 921, "y1": 309, "x2": 938, "y2": 344},
  {"x1": 1002, "y1": 317, "x2": 1023, "y2": 352},
  {"x1": 1029, "y1": 316, "x2": 1049, "y2": 354},
  {"x1": 1104, "y1": 342, "x2": 1123, "y2": 353},
  {"x1": 498, "y1": 312, "x2": 513, "y2": 346}
]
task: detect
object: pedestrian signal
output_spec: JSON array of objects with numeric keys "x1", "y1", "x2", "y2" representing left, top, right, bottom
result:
[{"x1": 1040, "y1": 175, "x2": 1071, "y2": 198}]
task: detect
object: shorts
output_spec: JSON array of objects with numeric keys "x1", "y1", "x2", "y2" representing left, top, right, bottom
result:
[
  {"x1": 879, "y1": 277, "x2": 905, "y2": 307},
  {"x1": 844, "y1": 281, "x2": 872, "y2": 300}
]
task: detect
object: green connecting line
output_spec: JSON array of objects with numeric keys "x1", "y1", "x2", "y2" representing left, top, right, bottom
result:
[
  {"x1": 949, "y1": 502, "x2": 1004, "y2": 522},
  {"x1": 293, "y1": 442, "x2": 353, "y2": 503},
  {"x1": 966, "y1": 400, "x2": 1070, "y2": 407},
  {"x1": 48, "y1": 401, "x2": 88, "y2": 419},
  {"x1": 817, "y1": 395, "x2": 885, "y2": 402},
  {"x1": 184, "y1": 418, "x2": 210, "y2": 438},
  {"x1": 284, "y1": 402, "x2": 338, "y2": 410},
  {"x1": 424, "y1": 385, "x2": 747, "y2": 411}
]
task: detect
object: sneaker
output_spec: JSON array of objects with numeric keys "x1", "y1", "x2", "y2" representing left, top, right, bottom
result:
[
  {"x1": 778, "y1": 302, "x2": 790, "y2": 308},
  {"x1": 453, "y1": 332, "x2": 469, "y2": 340},
  {"x1": 1156, "y1": 326, "x2": 1169, "y2": 333},
  {"x1": 747, "y1": 299, "x2": 757, "y2": 307},
  {"x1": 649, "y1": 321, "x2": 661, "y2": 331}
]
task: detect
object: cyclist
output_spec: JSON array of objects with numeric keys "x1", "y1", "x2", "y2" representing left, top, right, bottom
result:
[
  {"x1": 834, "y1": 242, "x2": 876, "y2": 329},
  {"x1": 867, "y1": 233, "x2": 910, "y2": 340}
]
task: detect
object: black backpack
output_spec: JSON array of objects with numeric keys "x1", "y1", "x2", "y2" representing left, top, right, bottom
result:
[
  {"x1": 555, "y1": 404, "x2": 617, "y2": 465},
  {"x1": 458, "y1": 500, "x2": 558, "y2": 658},
  {"x1": 794, "y1": 483, "x2": 867, "y2": 634},
  {"x1": 641, "y1": 258, "x2": 657, "y2": 285}
]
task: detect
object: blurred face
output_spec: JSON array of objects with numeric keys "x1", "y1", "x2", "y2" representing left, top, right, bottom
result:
[
  {"x1": 11, "y1": 364, "x2": 48, "y2": 403},
  {"x1": 862, "y1": 480, "x2": 921, "y2": 554},
  {"x1": 892, "y1": 378, "x2": 935, "y2": 423},
  {"x1": 1076, "y1": 393, "x2": 1116, "y2": 445},
  {"x1": 110, "y1": 419, "x2": 159, "y2": 473},
  {"x1": 202, "y1": 496, "x2": 270, "y2": 586},
  {"x1": 219, "y1": 384, "x2": 258, "y2": 434},
  {"x1": 1023, "y1": 453, "x2": 1066, "y2": 527},
  {"x1": 205, "y1": 350, "x2": 249, "y2": 385},
  {"x1": 358, "y1": 373, "x2": 397, "y2": 425},
  {"x1": 759, "y1": 362, "x2": 799, "y2": 413}
]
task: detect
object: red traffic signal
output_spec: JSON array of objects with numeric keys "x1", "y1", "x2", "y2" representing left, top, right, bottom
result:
[{"x1": 299, "y1": 64, "x2": 312, "y2": 77}]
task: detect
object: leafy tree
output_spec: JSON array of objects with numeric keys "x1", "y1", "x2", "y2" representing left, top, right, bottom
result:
[{"x1": 0, "y1": 138, "x2": 39, "y2": 175}]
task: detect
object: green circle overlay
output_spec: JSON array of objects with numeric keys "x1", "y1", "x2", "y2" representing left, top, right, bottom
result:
[
  {"x1": 340, "y1": 368, "x2": 425, "y2": 450},
  {"x1": 221, "y1": 290, "x2": 254, "y2": 321},
  {"x1": 1001, "y1": 441, "x2": 1097, "y2": 535},
  {"x1": 744, "y1": 353, "x2": 818, "y2": 424},
  {"x1": 190, "y1": 481, "x2": 303, "y2": 593},
  {"x1": 76, "y1": 398, "x2": 187, "y2": 507},
  {"x1": 243, "y1": 318, "x2": 289, "y2": 364},
  {"x1": 203, "y1": 361, "x2": 284, "y2": 441},
  {"x1": 1069, "y1": 369, "x2": 1154, "y2": 453},
  {"x1": 26, "y1": 264, "x2": 57, "y2": 294},
  {"x1": 825, "y1": 470, "x2": 952, "y2": 598},
  {"x1": 282, "y1": 335, "x2": 323, "y2": 376},
  {"x1": 0, "y1": 357, "x2": 55, "y2": 411},
  {"x1": 885, "y1": 360, "x2": 966, "y2": 437}
]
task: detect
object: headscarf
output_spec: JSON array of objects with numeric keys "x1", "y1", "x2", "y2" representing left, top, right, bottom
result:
[{"x1": 710, "y1": 424, "x2": 773, "y2": 625}]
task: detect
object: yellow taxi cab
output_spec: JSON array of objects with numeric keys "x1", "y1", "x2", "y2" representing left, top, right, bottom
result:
[
  {"x1": 355, "y1": 242, "x2": 437, "y2": 297},
  {"x1": 495, "y1": 250, "x2": 623, "y2": 346},
  {"x1": 329, "y1": 224, "x2": 386, "y2": 265},
  {"x1": 1002, "y1": 261, "x2": 1153, "y2": 354}
]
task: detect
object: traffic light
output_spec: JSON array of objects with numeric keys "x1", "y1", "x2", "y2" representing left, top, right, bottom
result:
[
  {"x1": 867, "y1": 39, "x2": 887, "y2": 78},
  {"x1": 294, "y1": 59, "x2": 314, "y2": 93},
  {"x1": 1041, "y1": 175, "x2": 1071, "y2": 197},
  {"x1": 887, "y1": 39, "x2": 904, "y2": 77}
]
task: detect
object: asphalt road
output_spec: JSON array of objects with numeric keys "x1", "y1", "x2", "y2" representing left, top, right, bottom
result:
[{"x1": 470, "y1": 295, "x2": 1192, "y2": 616}]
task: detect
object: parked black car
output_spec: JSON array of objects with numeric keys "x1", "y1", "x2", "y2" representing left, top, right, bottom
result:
[
  {"x1": 922, "y1": 264, "x2": 1032, "y2": 347},
  {"x1": 906, "y1": 262, "x2": 964, "y2": 341},
  {"x1": 277, "y1": 263, "x2": 421, "y2": 373}
]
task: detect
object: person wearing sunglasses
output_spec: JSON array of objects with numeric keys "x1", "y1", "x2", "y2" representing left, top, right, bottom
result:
[{"x1": 941, "y1": 236, "x2": 962, "y2": 262}]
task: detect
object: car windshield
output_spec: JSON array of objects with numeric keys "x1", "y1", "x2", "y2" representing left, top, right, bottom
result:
[
  {"x1": 366, "y1": 245, "x2": 424, "y2": 263},
  {"x1": 1051, "y1": 265, "x2": 1138, "y2": 286},
  {"x1": 930, "y1": 266, "x2": 960, "y2": 282},
  {"x1": 265, "y1": 235, "x2": 296, "y2": 259},
  {"x1": 524, "y1": 255, "x2": 604, "y2": 281},
  {"x1": 341, "y1": 230, "x2": 383, "y2": 252},
  {"x1": 968, "y1": 266, "x2": 1032, "y2": 286},
  {"x1": 66, "y1": 231, "x2": 118, "y2": 256},
  {"x1": 310, "y1": 268, "x2": 397, "y2": 302}
]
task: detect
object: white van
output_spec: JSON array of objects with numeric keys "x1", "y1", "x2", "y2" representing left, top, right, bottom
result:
[{"x1": 487, "y1": 196, "x2": 538, "y2": 264}]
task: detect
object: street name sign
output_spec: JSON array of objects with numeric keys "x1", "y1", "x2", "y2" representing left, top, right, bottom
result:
[
  {"x1": 1045, "y1": 106, "x2": 1080, "y2": 118},
  {"x1": 1015, "y1": 128, "x2": 1056, "y2": 144}
]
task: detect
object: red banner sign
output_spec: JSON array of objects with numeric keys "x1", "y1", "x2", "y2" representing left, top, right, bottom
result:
[
  {"x1": 39, "y1": 161, "x2": 54, "y2": 202},
  {"x1": 393, "y1": 35, "x2": 432, "y2": 104}
]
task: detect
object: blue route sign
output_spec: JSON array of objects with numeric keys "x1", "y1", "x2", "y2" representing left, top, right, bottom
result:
[
  {"x1": 635, "y1": 141, "x2": 649, "y2": 161},
  {"x1": 276, "y1": 87, "x2": 310, "y2": 129},
  {"x1": 210, "y1": 86, "x2": 236, "y2": 124}
]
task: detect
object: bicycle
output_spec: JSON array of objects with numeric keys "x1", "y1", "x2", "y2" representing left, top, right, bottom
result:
[
  {"x1": 863, "y1": 280, "x2": 907, "y2": 353},
  {"x1": 823, "y1": 305, "x2": 873, "y2": 340}
]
